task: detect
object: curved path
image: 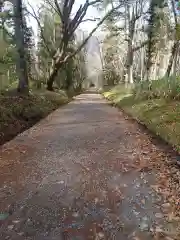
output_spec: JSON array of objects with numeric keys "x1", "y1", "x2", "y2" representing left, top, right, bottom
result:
[{"x1": 0, "y1": 94, "x2": 179, "y2": 239}]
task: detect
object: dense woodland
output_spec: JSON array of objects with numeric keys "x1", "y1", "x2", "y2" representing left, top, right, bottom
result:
[
  {"x1": 0, "y1": 0, "x2": 92, "y2": 93},
  {"x1": 102, "y1": 0, "x2": 180, "y2": 100},
  {"x1": 0, "y1": 0, "x2": 119, "y2": 94},
  {"x1": 0, "y1": 0, "x2": 180, "y2": 95}
]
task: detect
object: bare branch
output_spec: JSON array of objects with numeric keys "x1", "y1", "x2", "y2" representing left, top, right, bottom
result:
[
  {"x1": 54, "y1": 0, "x2": 63, "y2": 21},
  {"x1": 67, "y1": 0, "x2": 76, "y2": 18},
  {"x1": 81, "y1": 17, "x2": 100, "y2": 22},
  {"x1": 69, "y1": 4, "x2": 84, "y2": 32},
  {"x1": 62, "y1": 0, "x2": 71, "y2": 24},
  {"x1": 88, "y1": 0, "x2": 102, "y2": 6},
  {"x1": 45, "y1": 0, "x2": 62, "y2": 20},
  {"x1": 66, "y1": 3, "x2": 124, "y2": 61},
  {"x1": 68, "y1": 2, "x2": 89, "y2": 36},
  {"x1": 27, "y1": 2, "x2": 54, "y2": 55}
]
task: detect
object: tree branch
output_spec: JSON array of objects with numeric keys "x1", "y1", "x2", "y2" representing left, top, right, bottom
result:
[
  {"x1": 27, "y1": 2, "x2": 54, "y2": 55},
  {"x1": 45, "y1": 0, "x2": 63, "y2": 21},
  {"x1": 54, "y1": 0, "x2": 63, "y2": 22},
  {"x1": 81, "y1": 17, "x2": 100, "y2": 22},
  {"x1": 65, "y1": 3, "x2": 124, "y2": 61},
  {"x1": 88, "y1": 0, "x2": 102, "y2": 6}
]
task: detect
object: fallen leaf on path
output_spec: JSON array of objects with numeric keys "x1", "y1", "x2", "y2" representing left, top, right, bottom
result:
[
  {"x1": 141, "y1": 199, "x2": 145, "y2": 204},
  {"x1": 155, "y1": 213, "x2": 164, "y2": 219},
  {"x1": 165, "y1": 237, "x2": 174, "y2": 240},
  {"x1": 167, "y1": 212, "x2": 179, "y2": 222},
  {"x1": 7, "y1": 225, "x2": 14, "y2": 230},
  {"x1": 151, "y1": 185, "x2": 159, "y2": 192},
  {"x1": 17, "y1": 232, "x2": 24, "y2": 236}
]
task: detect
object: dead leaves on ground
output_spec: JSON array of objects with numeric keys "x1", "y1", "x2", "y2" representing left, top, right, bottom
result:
[
  {"x1": 122, "y1": 126, "x2": 180, "y2": 235},
  {"x1": 0, "y1": 143, "x2": 33, "y2": 168}
]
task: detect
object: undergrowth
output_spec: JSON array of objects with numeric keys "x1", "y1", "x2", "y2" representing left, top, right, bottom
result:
[
  {"x1": 103, "y1": 80, "x2": 180, "y2": 153},
  {"x1": 0, "y1": 89, "x2": 69, "y2": 145},
  {"x1": 133, "y1": 77, "x2": 180, "y2": 100}
]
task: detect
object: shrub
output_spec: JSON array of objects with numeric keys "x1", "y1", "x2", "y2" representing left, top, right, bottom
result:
[{"x1": 133, "y1": 77, "x2": 180, "y2": 100}]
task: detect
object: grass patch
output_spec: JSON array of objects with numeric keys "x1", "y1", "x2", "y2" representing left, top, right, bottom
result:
[
  {"x1": 103, "y1": 84, "x2": 180, "y2": 153},
  {"x1": 0, "y1": 89, "x2": 69, "y2": 145},
  {"x1": 133, "y1": 77, "x2": 180, "y2": 100},
  {"x1": 103, "y1": 85, "x2": 133, "y2": 103}
]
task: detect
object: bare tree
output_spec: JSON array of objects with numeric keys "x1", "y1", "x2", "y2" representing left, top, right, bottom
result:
[
  {"x1": 114, "y1": 0, "x2": 147, "y2": 84},
  {"x1": 124, "y1": 1, "x2": 143, "y2": 84},
  {"x1": 29, "y1": 0, "x2": 123, "y2": 90}
]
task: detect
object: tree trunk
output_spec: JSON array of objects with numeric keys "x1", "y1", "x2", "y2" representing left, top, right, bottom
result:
[
  {"x1": 47, "y1": 67, "x2": 59, "y2": 91},
  {"x1": 13, "y1": 0, "x2": 29, "y2": 94},
  {"x1": 127, "y1": 41, "x2": 134, "y2": 84},
  {"x1": 165, "y1": 41, "x2": 179, "y2": 77},
  {"x1": 46, "y1": 48, "x2": 66, "y2": 91},
  {"x1": 47, "y1": 59, "x2": 64, "y2": 91},
  {"x1": 65, "y1": 67, "x2": 73, "y2": 91},
  {"x1": 125, "y1": 4, "x2": 135, "y2": 85},
  {"x1": 128, "y1": 64, "x2": 133, "y2": 84},
  {"x1": 0, "y1": 0, "x2": 3, "y2": 12}
]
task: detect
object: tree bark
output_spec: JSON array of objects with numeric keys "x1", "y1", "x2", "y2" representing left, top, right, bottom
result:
[
  {"x1": 65, "y1": 62, "x2": 73, "y2": 90},
  {"x1": 127, "y1": 40, "x2": 134, "y2": 84},
  {"x1": 46, "y1": 60, "x2": 64, "y2": 91},
  {"x1": 165, "y1": 41, "x2": 179, "y2": 77},
  {"x1": 13, "y1": 0, "x2": 29, "y2": 93},
  {"x1": 47, "y1": 68, "x2": 59, "y2": 91},
  {"x1": 124, "y1": 4, "x2": 136, "y2": 84},
  {"x1": 0, "y1": 0, "x2": 3, "y2": 12}
]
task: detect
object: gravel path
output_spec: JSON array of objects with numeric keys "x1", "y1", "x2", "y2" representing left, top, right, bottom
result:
[{"x1": 0, "y1": 93, "x2": 179, "y2": 240}]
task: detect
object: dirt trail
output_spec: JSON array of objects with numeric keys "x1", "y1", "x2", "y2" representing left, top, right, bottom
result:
[{"x1": 0, "y1": 93, "x2": 179, "y2": 240}]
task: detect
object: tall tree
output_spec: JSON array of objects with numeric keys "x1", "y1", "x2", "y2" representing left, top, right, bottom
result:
[
  {"x1": 100, "y1": 0, "x2": 176, "y2": 86},
  {"x1": 29, "y1": 0, "x2": 123, "y2": 90},
  {"x1": 145, "y1": 0, "x2": 167, "y2": 80},
  {"x1": 165, "y1": 0, "x2": 179, "y2": 77},
  {"x1": 13, "y1": 0, "x2": 29, "y2": 93}
]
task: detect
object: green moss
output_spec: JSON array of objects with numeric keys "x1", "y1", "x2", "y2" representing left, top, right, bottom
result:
[{"x1": 103, "y1": 85, "x2": 180, "y2": 153}]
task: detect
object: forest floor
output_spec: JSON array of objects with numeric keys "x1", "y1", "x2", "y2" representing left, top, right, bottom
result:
[
  {"x1": 0, "y1": 89, "x2": 69, "y2": 146},
  {"x1": 0, "y1": 93, "x2": 180, "y2": 239}
]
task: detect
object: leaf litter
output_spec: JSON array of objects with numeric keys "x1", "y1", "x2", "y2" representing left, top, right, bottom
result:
[{"x1": 0, "y1": 94, "x2": 180, "y2": 239}]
